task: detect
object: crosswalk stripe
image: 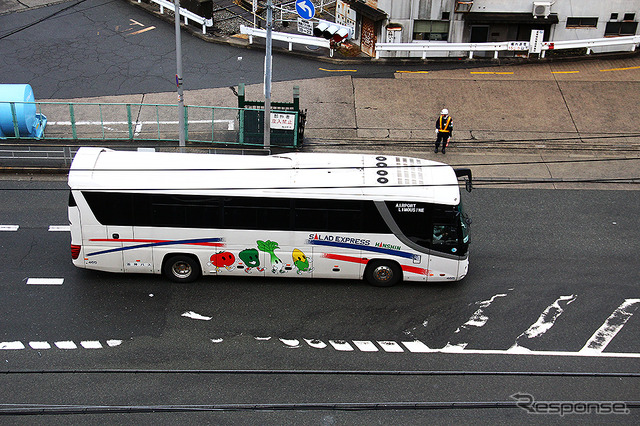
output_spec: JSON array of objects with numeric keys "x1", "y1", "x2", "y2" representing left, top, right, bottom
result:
[{"x1": 580, "y1": 299, "x2": 640, "y2": 354}]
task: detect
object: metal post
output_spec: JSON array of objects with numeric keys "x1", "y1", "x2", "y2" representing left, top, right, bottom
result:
[
  {"x1": 264, "y1": 0, "x2": 273, "y2": 150},
  {"x1": 174, "y1": 0, "x2": 186, "y2": 150}
]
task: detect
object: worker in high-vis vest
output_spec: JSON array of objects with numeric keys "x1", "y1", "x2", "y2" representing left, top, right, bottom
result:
[{"x1": 435, "y1": 108, "x2": 453, "y2": 154}]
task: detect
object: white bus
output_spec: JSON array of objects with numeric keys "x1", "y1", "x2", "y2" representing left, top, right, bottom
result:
[{"x1": 68, "y1": 147, "x2": 471, "y2": 286}]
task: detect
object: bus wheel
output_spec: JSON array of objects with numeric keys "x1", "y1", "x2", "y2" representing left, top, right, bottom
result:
[
  {"x1": 364, "y1": 261, "x2": 402, "y2": 287},
  {"x1": 163, "y1": 255, "x2": 201, "y2": 283}
]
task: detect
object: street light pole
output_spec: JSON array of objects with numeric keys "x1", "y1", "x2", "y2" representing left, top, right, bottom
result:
[
  {"x1": 263, "y1": 0, "x2": 273, "y2": 151},
  {"x1": 174, "y1": 0, "x2": 186, "y2": 150}
]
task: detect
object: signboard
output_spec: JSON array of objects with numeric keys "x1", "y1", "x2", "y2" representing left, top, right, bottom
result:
[
  {"x1": 297, "y1": 17, "x2": 313, "y2": 35},
  {"x1": 295, "y1": 0, "x2": 315, "y2": 20},
  {"x1": 529, "y1": 29, "x2": 544, "y2": 54},
  {"x1": 508, "y1": 41, "x2": 529, "y2": 51},
  {"x1": 271, "y1": 113, "x2": 296, "y2": 130}
]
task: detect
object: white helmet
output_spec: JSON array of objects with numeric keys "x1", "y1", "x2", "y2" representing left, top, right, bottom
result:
[{"x1": 441, "y1": 108, "x2": 448, "y2": 115}]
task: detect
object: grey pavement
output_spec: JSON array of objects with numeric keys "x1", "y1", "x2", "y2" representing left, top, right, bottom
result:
[{"x1": 2, "y1": 0, "x2": 640, "y2": 190}]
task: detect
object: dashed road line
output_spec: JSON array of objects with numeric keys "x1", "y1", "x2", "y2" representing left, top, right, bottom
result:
[
  {"x1": 470, "y1": 71, "x2": 514, "y2": 75},
  {"x1": 26, "y1": 278, "x2": 64, "y2": 285},
  {"x1": 319, "y1": 68, "x2": 357, "y2": 72},
  {"x1": 48, "y1": 225, "x2": 70, "y2": 232},
  {"x1": 0, "y1": 225, "x2": 19, "y2": 231},
  {"x1": 1, "y1": 340, "x2": 122, "y2": 351},
  {"x1": 600, "y1": 66, "x2": 640, "y2": 72}
]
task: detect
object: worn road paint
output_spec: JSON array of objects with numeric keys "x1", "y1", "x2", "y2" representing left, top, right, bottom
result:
[
  {"x1": 181, "y1": 311, "x2": 212, "y2": 321},
  {"x1": 0, "y1": 225, "x2": 19, "y2": 231},
  {"x1": 580, "y1": 299, "x2": 640, "y2": 354},
  {"x1": 511, "y1": 295, "x2": 576, "y2": 350},
  {"x1": 48, "y1": 225, "x2": 70, "y2": 232},
  {"x1": 352, "y1": 341, "x2": 378, "y2": 352}
]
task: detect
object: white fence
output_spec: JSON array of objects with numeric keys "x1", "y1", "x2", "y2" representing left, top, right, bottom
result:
[
  {"x1": 240, "y1": 25, "x2": 334, "y2": 56},
  {"x1": 142, "y1": 0, "x2": 213, "y2": 34},
  {"x1": 375, "y1": 35, "x2": 640, "y2": 59}
]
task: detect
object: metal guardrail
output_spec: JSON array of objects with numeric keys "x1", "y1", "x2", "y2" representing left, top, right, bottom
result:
[
  {"x1": 142, "y1": 0, "x2": 213, "y2": 34},
  {"x1": 240, "y1": 25, "x2": 334, "y2": 56},
  {"x1": 376, "y1": 35, "x2": 640, "y2": 59},
  {"x1": 0, "y1": 101, "x2": 300, "y2": 148}
]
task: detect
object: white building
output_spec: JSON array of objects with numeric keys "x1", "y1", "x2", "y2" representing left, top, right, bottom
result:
[{"x1": 340, "y1": 0, "x2": 640, "y2": 57}]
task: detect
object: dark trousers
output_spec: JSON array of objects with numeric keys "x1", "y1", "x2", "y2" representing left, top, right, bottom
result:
[{"x1": 435, "y1": 131, "x2": 450, "y2": 150}]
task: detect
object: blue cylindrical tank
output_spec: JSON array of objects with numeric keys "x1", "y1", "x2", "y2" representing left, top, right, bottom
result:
[{"x1": 0, "y1": 84, "x2": 47, "y2": 138}]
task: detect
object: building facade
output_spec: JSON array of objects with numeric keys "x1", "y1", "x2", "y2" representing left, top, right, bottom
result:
[{"x1": 341, "y1": 0, "x2": 640, "y2": 57}]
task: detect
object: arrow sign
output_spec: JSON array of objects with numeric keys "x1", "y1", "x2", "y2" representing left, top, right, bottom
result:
[{"x1": 295, "y1": 0, "x2": 315, "y2": 20}]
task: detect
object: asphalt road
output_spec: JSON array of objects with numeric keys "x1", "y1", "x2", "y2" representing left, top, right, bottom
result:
[
  {"x1": 0, "y1": 0, "x2": 483, "y2": 99},
  {"x1": 1, "y1": 0, "x2": 639, "y2": 422},
  {"x1": 0, "y1": 178, "x2": 638, "y2": 421}
]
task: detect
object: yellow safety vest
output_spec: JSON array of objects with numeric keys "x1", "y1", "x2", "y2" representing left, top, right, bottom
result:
[{"x1": 438, "y1": 116, "x2": 452, "y2": 132}]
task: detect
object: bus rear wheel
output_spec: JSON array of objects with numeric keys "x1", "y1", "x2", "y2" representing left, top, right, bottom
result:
[
  {"x1": 364, "y1": 260, "x2": 402, "y2": 287},
  {"x1": 163, "y1": 255, "x2": 201, "y2": 283}
]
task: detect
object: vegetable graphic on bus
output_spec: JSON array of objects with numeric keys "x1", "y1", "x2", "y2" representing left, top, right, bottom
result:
[
  {"x1": 292, "y1": 248, "x2": 313, "y2": 274},
  {"x1": 209, "y1": 251, "x2": 236, "y2": 272},
  {"x1": 239, "y1": 248, "x2": 265, "y2": 274},
  {"x1": 257, "y1": 240, "x2": 286, "y2": 274}
]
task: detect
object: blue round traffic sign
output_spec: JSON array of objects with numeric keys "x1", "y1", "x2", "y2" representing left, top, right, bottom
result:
[{"x1": 295, "y1": 0, "x2": 315, "y2": 20}]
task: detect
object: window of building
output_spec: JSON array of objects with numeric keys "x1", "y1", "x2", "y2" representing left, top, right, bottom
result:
[
  {"x1": 442, "y1": 12, "x2": 450, "y2": 20},
  {"x1": 413, "y1": 20, "x2": 449, "y2": 41},
  {"x1": 566, "y1": 17, "x2": 598, "y2": 28},
  {"x1": 623, "y1": 13, "x2": 636, "y2": 21},
  {"x1": 610, "y1": 13, "x2": 618, "y2": 20},
  {"x1": 604, "y1": 21, "x2": 638, "y2": 36}
]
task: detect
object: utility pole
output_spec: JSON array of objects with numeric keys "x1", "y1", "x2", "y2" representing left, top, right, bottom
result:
[
  {"x1": 174, "y1": 0, "x2": 186, "y2": 150},
  {"x1": 263, "y1": 0, "x2": 273, "y2": 151}
]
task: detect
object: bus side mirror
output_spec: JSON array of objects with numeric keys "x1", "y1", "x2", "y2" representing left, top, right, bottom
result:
[{"x1": 454, "y1": 168, "x2": 473, "y2": 192}]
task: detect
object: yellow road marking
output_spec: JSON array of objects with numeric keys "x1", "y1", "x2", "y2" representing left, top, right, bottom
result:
[
  {"x1": 130, "y1": 19, "x2": 144, "y2": 27},
  {"x1": 128, "y1": 26, "x2": 156, "y2": 36},
  {"x1": 600, "y1": 66, "x2": 640, "y2": 72},
  {"x1": 319, "y1": 68, "x2": 357, "y2": 72},
  {"x1": 470, "y1": 71, "x2": 514, "y2": 75},
  {"x1": 551, "y1": 71, "x2": 579, "y2": 74},
  {"x1": 396, "y1": 70, "x2": 429, "y2": 74}
]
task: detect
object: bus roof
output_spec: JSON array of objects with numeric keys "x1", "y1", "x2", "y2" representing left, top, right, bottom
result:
[{"x1": 68, "y1": 147, "x2": 462, "y2": 205}]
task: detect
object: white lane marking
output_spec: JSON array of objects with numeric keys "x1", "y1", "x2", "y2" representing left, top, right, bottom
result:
[
  {"x1": 255, "y1": 336, "x2": 271, "y2": 341},
  {"x1": 80, "y1": 341, "x2": 103, "y2": 349},
  {"x1": 181, "y1": 311, "x2": 212, "y2": 321},
  {"x1": 288, "y1": 337, "x2": 640, "y2": 358},
  {"x1": 279, "y1": 338, "x2": 301, "y2": 348},
  {"x1": 48, "y1": 225, "x2": 70, "y2": 232},
  {"x1": 402, "y1": 340, "x2": 431, "y2": 353},
  {"x1": 580, "y1": 299, "x2": 640, "y2": 354},
  {"x1": 0, "y1": 225, "x2": 19, "y2": 231},
  {"x1": 510, "y1": 295, "x2": 576, "y2": 351},
  {"x1": 352, "y1": 341, "x2": 378, "y2": 352},
  {"x1": 0, "y1": 341, "x2": 25, "y2": 350},
  {"x1": 377, "y1": 341, "x2": 404, "y2": 352},
  {"x1": 54, "y1": 341, "x2": 77, "y2": 349},
  {"x1": 211, "y1": 338, "x2": 224, "y2": 343},
  {"x1": 26, "y1": 278, "x2": 64, "y2": 285},
  {"x1": 2, "y1": 340, "x2": 122, "y2": 350},
  {"x1": 304, "y1": 338, "x2": 327, "y2": 349},
  {"x1": 329, "y1": 340, "x2": 354, "y2": 351}
]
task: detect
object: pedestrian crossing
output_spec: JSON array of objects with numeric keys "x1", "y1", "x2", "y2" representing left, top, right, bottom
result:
[{"x1": 270, "y1": 296, "x2": 640, "y2": 357}]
